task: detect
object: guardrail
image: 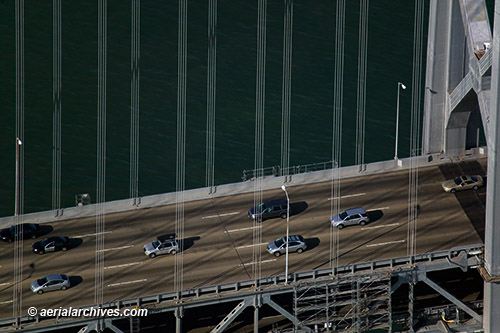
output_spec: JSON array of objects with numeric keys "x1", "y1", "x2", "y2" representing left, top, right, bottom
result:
[{"x1": 0, "y1": 243, "x2": 483, "y2": 329}]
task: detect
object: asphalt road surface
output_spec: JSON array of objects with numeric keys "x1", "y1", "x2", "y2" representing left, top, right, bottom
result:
[{"x1": 0, "y1": 160, "x2": 487, "y2": 320}]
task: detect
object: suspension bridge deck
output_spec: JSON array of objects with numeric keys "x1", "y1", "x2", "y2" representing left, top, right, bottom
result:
[{"x1": 0, "y1": 157, "x2": 487, "y2": 322}]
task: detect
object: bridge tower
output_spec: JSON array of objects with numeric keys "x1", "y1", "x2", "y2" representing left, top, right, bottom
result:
[
  {"x1": 422, "y1": 0, "x2": 492, "y2": 157},
  {"x1": 423, "y1": 0, "x2": 500, "y2": 331},
  {"x1": 484, "y1": 0, "x2": 500, "y2": 330}
]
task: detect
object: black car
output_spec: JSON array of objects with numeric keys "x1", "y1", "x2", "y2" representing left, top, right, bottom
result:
[
  {"x1": 248, "y1": 199, "x2": 288, "y2": 221},
  {"x1": 32, "y1": 236, "x2": 70, "y2": 255},
  {"x1": 0, "y1": 223, "x2": 41, "y2": 243}
]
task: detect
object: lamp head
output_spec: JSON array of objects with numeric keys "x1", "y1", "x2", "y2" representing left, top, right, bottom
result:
[
  {"x1": 281, "y1": 185, "x2": 286, "y2": 191},
  {"x1": 400, "y1": 83, "x2": 406, "y2": 90},
  {"x1": 17, "y1": 138, "x2": 22, "y2": 145}
]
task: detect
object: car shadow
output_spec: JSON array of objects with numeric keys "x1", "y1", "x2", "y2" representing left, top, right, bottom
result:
[
  {"x1": 69, "y1": 276, "x2": 83, "y2": 289},
  {"x1": 67, "y1": 237, "x2": 83, "y2": 250},
  {"x1": 366, "y1": 210, "x2": 384, "y2": 223},
  {"x1": 304, "y1": 237, "x2": 320, "y2": 252},
  {"x1": 290, "y1": 201, "x2": 308, "y2": 217},
  {"x1": 180, "y1": 236, "x2": 200, "y2": 252},
  {"x1": 38, "y1": 225, "x2": 53, "y2": 238}
]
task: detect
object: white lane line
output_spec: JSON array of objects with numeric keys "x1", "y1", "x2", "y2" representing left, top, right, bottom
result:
[
  {"x1": 361, "y1": 223, "x2": 400, "y2": 230},
  {"x1": 0, "y1": 282, "x2": 10, "y2": 287},
  {"x1": 367, "y1": 207, "x2": 390, "y2": 212},
  {"x1": 107, "y1": 279, "x2": 147, "y2": 287},
  {"x1": 225, "y1": 226, "x2": 261, "y2": 233},
  {"x1": 239, "y1": 259, "x2": 276, "y2": 266},
  {"x1": 97, "y1": 245, "x2": 134, "y2": 252},
  {"x1": 366, "y1": 240, "x2": 405, "y2": 248},
  {"x1": 0, "y1": 300, "x2": 13, "y2": 305},
  {"x1": 104, "y1": 262, "x2": 143, "y2": 270},
  {"x1": 235, "y1": 242, "x2": 268, "y2": 249},
  {"x1": 328, "y1": 193, "x2": 366, "y2": 200},
  {"x1": 203, "y1": 212, "x2": 240, "y2": 219},
  {"x1": 74, "y1": 231, "x2": 112, "y2": 238}
]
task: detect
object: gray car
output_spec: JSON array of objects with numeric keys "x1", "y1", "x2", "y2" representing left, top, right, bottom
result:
[
  {"x1": 144, "y1": 233, "x2": 179, "y2": 258},
  {"x1": 31, "y1": 274, "x2": 70, "y2": 294},
  {"x1": 330, "y1": 207, "x2": 369, "y2": 229},
  {"x1": 248, "y1": 199, "x2": 288, "y2": 221},
  {"x1": 266, "y1": 235, "x2": 306, "y2": 257}
]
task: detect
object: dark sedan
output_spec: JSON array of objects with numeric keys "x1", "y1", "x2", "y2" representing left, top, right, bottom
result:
[
  {"x1": 32, "y1": 236, "x2": 70, "y2": 254},
  {"x1": 0, "y1": 223, "x2": 41, "y2": 243}
]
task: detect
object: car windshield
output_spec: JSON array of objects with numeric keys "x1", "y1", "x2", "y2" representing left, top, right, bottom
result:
[
  {"x1": 454, "y1": 177, "x2": 462, "y2": 185},
  {"x1": 339, "y1": 211, "x2": 348, "y2": 220},
  {"x1": 471, "y1": 176, "x2": 478, "y2": 182},
  {"x1": 152, "y1": 240, "x2": 160, "y2": 248},
  {"x1": 257, "y1": 203, "x2": 266, "y2": 212},
  {"x1": 275, "y1": 237, "x2": 285, "y2": 247},
  {"x1": 37, "y1": 277, "x2": 48, "y2": 286}
]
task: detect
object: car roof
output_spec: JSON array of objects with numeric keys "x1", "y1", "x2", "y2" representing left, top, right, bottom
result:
[
  {"x1": 45, "y1": 274, "x2": 64, "y2": 281},
  {"x1": 345, "y1": 207, "x2": 366, "y2": 214},
  {"x1": 45, "y1": 236, "x2": 66, "y2": 242},
  {"x1": 288, "y1": 235, "x2": 304, "y2": 242}
]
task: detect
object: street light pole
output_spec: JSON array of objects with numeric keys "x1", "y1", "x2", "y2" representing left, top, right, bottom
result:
[
  {"x1": 281, "y1": 185, "x2": 290, "y2": 284},
  {"x1": 15, "y1": 138, "x2": 22, "y2": 216},
  {"x1": 394, "y1": 82, "x2": 406, "y2": 160}
]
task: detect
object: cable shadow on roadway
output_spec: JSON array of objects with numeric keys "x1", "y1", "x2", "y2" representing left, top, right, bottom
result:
[
  {"x1": 307, "y1": 219, "x2": 408, "y2": 273},
  {"x1": 438, "y1": 162, "x2": 486, "y2": 243}
]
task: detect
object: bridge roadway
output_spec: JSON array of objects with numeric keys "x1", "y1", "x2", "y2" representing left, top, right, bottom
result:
[{"x1": 0, "y1": 160, "x2": 486, "y2": 320}]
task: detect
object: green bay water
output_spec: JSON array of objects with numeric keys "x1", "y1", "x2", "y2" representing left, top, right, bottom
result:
[{"x1": 0, "y1": 1, "x2": 485, "y2": 218}]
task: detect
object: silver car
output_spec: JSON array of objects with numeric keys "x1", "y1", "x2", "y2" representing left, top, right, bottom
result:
[
  {"x1": 266, "y1": 235, "x2": 306, "y2": 257},
  {"x1": 144, "y1": 233, "x2": 179, "y2": 258},
  {"x1": 330, "y1": 207, "x2": 369, "y2": 229},
  {"x1": 31, "y1": 274, "x2": 70, "y2": 294}
]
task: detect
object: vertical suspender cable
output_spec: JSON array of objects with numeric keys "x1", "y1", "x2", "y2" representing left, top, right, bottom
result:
[
  {"x1": 175, "y1": 0, "x2": 188, "y2": 298},
  {"x1": 130, "y1": 0, "x2": 140, "y2": 202},
  {"x1": 280, "y1": 0, "x2": 293, "y2": 180},
  {"x1": 52, "y1": 0, "x2": 62, "y2": 213},
  {"x1": 355, "y1": 0, "x2": 369, "y2": 169},
  {"x1": 13, "y1": 0, "x2": 25, "y2": 324},
  {"x1": 95, "y1": 0, "x2": 107, "y2": 307},
  {"x1": 407, "y1": 0, "x2": 424, "y2": 260},
  {"x1": 253, "y1": 0, "x2": 267, "y2": 285},
  {"x1": 206, "y1": 0, "x2": 217, "y2": 191},
  {"x1": 330, "y1": 0, "x2": 345, "y2": 276}
]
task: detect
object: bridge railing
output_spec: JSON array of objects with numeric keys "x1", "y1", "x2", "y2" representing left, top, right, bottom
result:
[
  {"x1": 242, "y1": 160, "x2": 337, "y2": 181},
  {"x1": 0, "y1": 243, "x2": 483, "y2": 329}
]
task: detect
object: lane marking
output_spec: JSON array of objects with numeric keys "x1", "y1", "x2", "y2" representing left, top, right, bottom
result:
[
  {"x1": 0, "y1": 282, "x2": 10, "y2": 287},
  {"x1": 366, "y1": 240, "x2": 405, "y2": 248},
  {"x1": 104, "y1": 262, "x2": 143, "y2": 270},
  {"x1": 74, "y1": 231, "x2": 112, "y2": 238},
  {"x1": 328, "y1": 193, "x2": 366, "y2": 200},
  {"x1": 0, "y1": 300, "x2": 13, "y2": 305},
  {"x1": 97, "y1": 245, "x2": 134, "y2": 252},
  {"x1": 361, "y1": 223, "x2": 400, "y2": 230},
  {"x1": 225, "y1": 226, "x2": 261, "y2": 233},
  {"x1": 239, "y1": 259, "x2": 276, "y2": 266},
  {"x1": 107, "y1": 279, "x2": 147, "y2": 287},
  {"x1": 367, "y1": 207, "x2": 390, "y2": 212},
  {"x1": 203, "y1": 212, "x2": 240, "y2": 219},
  {"x1": 235, "y1": 242, "x2": 268, "y2": 249}
]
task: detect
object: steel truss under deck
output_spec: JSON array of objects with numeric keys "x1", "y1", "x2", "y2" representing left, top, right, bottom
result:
[{"x1": 6, "y1": 243, "x2": 485, "y2": 333}]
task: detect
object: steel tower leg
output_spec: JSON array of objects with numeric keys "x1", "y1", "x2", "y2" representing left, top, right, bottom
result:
[
  {"x1": 175, "y1": 307, "x2": 184, "y2": 333},
  {"x1": 253, "y1": 305, "x2": 259, "y2": 333},
  {"x1": 484, "y1": 0, "x2": 500, "y2": 331}
]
